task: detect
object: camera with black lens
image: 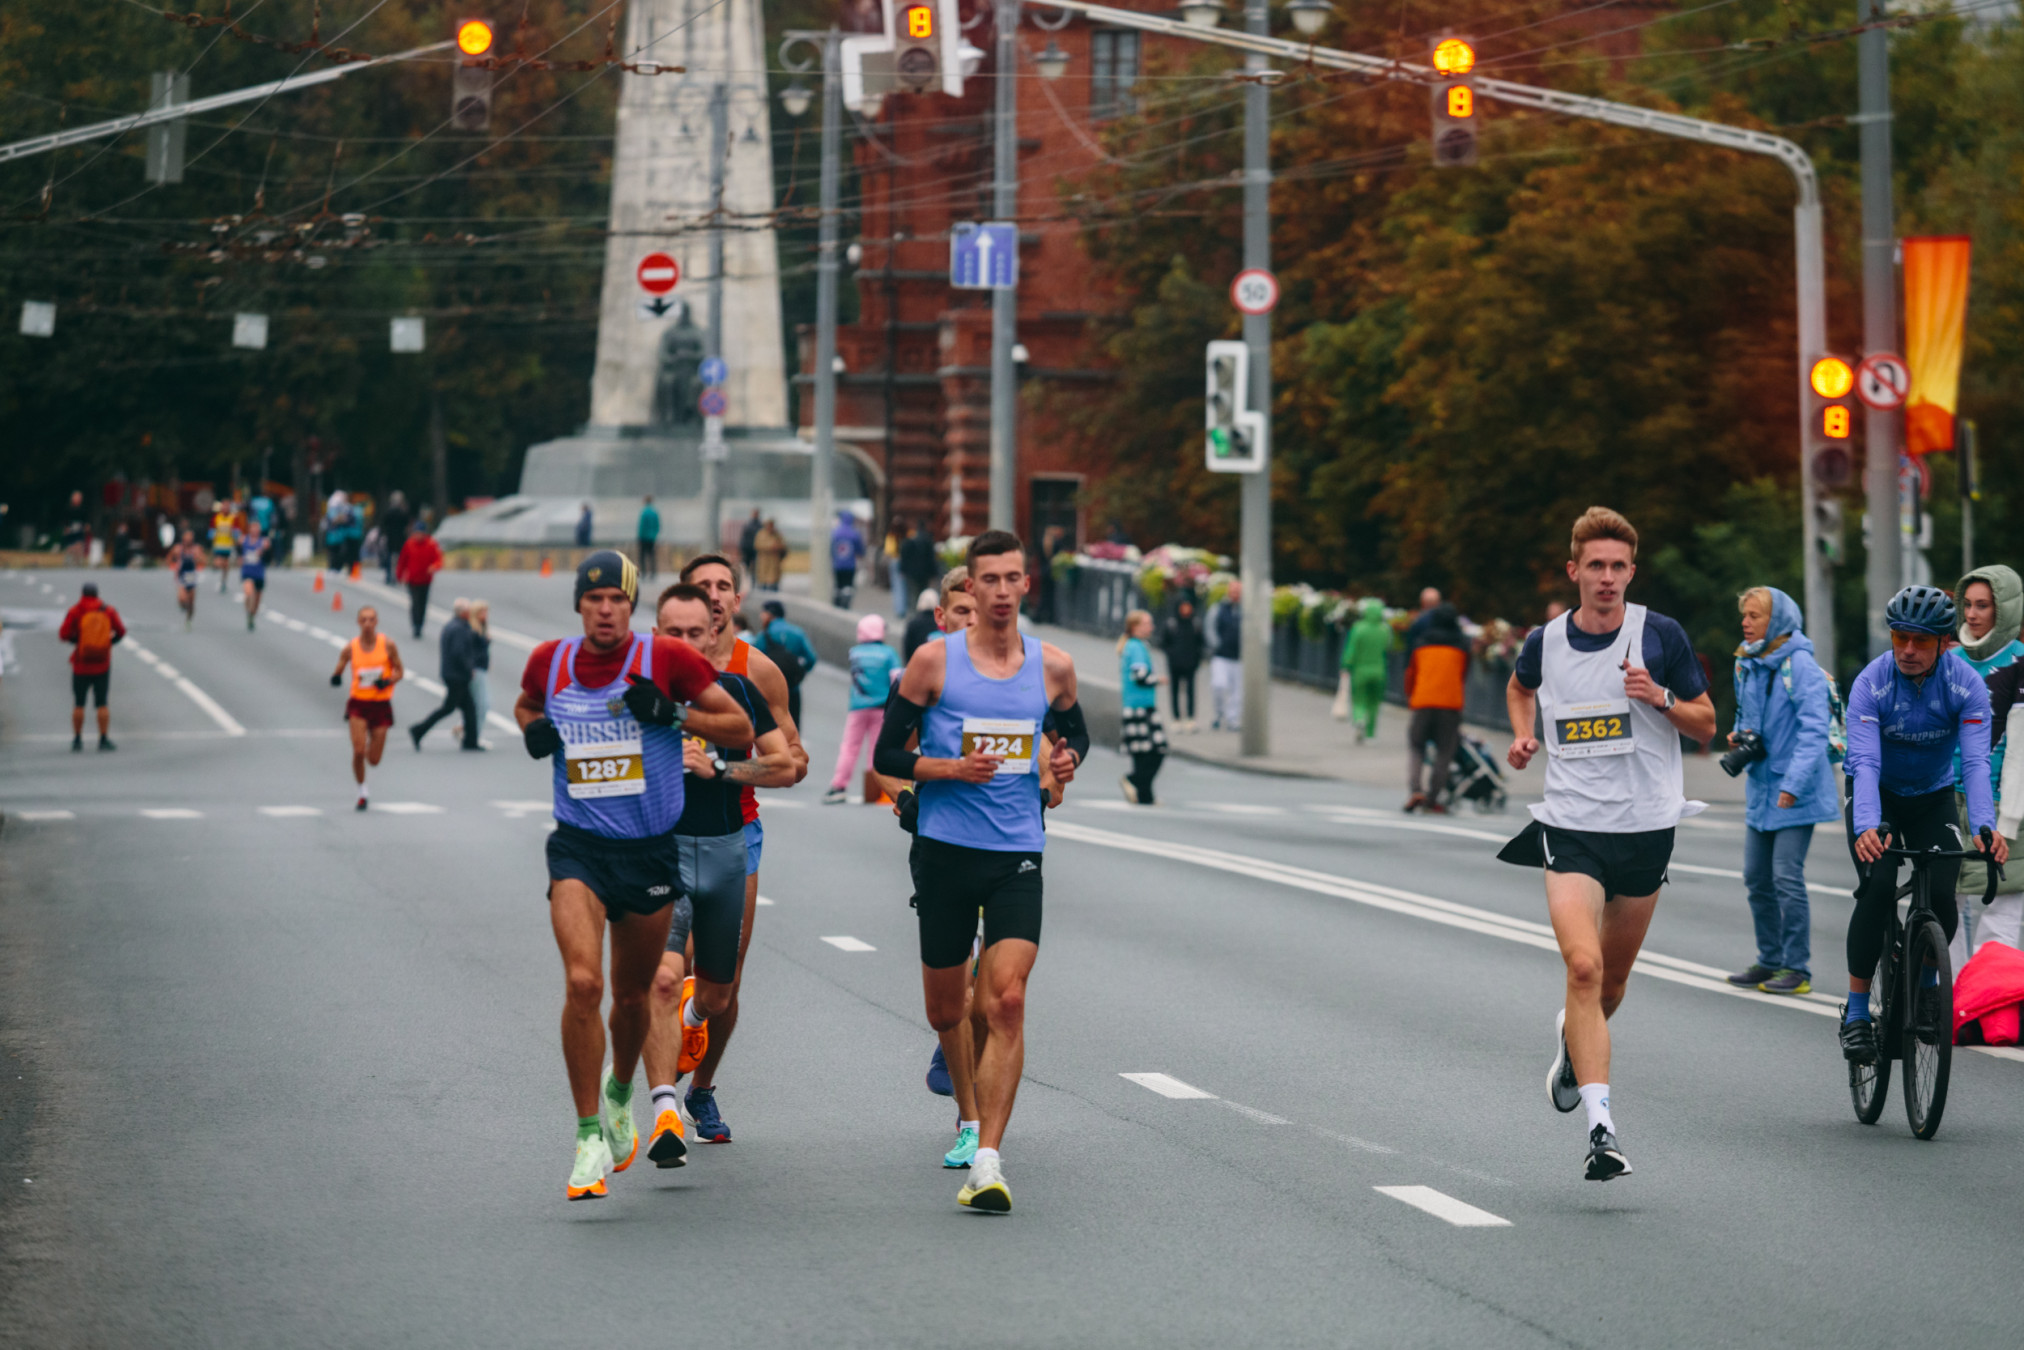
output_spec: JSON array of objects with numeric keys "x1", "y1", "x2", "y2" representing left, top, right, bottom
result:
[{"x1": 1720, "y1": 729, "x2": 1767, "y2": 778}]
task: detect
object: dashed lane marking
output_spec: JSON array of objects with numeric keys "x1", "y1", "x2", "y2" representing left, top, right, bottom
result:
[
  {"x1": 1120, "y1": 1073, "x2": 1217, "y2": 1099},
  {"x1": 124, "y1": 638, "x2": 246, "y2": 737},
  {"x1": 1202, "y1": 803, "x2": 1286, "y2": 816},
  {"x1": 757, "y1": 896, "x2": 777, "y2": 906},
  {"x1": 1216, "y1": 1100, "x2": 1291, "y2": 1125},
  {"x1": 492, "y1": 800, "x2": 552, "y2": 819},
  {"x1": 16, "y1": 810, "x2": 75, "y2": 821},
  {"x1": 257, "y1": 806, "x2": 323, "y2": 818},
  {"x1": 139, "y1": 808, "x2": 203, "y2": 820},
  {"x1": 820, "y1": 935, "x2": 875, "y2": 952},
  {"x1": 374, "y1": 802, "x2": 446, "y2": 815},
  {"x1": 1373, "y1": 1185, "x2": 1512, "y2": 1229}
]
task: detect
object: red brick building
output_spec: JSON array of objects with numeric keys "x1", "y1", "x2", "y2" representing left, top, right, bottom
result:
[{"x1": 796, "y1": 1, "x2": 1177, "y2": 549}]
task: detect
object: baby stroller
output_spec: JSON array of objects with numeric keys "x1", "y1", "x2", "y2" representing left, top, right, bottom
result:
[{"x1": 1427, "y1": 733, "x2": 1508, "y2": 813}]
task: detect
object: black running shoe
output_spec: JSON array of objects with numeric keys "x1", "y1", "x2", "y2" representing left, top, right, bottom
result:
[
  {"x1": 1547, "y1": 1009, "x2": 1579, "y2": 1113},
  {"x1": 1584, "y1": 1125, "x2": 1631, "y2": 1181},
  {"x1": 1727, "y1": 963, "x2": 1777, "y2": 988},
  {"x1": 1839, "y1": 1013, "x2": 1878, "y2": 1064}
]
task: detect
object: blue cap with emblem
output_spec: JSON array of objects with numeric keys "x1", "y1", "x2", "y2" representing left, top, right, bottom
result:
[{"x1": 574, "y1": 549, "x2": 639, "y2": 611}]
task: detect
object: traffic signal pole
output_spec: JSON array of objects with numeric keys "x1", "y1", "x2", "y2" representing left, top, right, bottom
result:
[
  {"x1": 988, "y1": 0, "x2": 1020, "y2": 532},
  {"x1": 1239, "y1": 0, "x2": 1273, "y2": 758},
  {"x1": 1036, "y1": 0, "x2": 1838, "y2": 674},
  {"x1": 1858, "y1": 0, "x2": 1901, "y2": 653},
  {"x1": 788, "y1": 28, "x2": 845, "y2": 607}
]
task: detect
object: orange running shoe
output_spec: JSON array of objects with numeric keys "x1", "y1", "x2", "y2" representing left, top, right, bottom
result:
[
  {"x1": 648, "y1": 1108, "x2": 689, "y2": 1168},
  {"x1": 678, "y1": 976, "x2": 710, "y2": 1076}
]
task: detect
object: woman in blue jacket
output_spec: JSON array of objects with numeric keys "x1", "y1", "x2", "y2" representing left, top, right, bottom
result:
[
  {"x1": 1727, "y1": 586, "x2": 1841, "y2": 995},
  {"x1": 1119, "y1": 610, "x2": 1167, "y2": 805}
]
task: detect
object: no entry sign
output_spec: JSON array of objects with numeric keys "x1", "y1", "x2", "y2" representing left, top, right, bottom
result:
[{"x1": 637, "y1": 253, "x2": 680, "y2": 295}]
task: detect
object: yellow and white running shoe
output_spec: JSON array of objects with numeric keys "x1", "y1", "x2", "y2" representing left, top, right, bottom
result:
[
  {"x1": 568, "y1": 1134, "x2": 613, "y2": 1200},
  {"x1": 601, "y1": 1068, "x2": 639, "y2": 1174},
  {"x1": 956, "y1": 1154, "x2": 1011, "y2": 1213},
  {"x1": 647, "y1": 1108, "x2": 689, "y2": 1169}
]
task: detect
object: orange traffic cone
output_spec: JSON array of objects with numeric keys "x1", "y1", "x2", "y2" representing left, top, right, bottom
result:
[
  {"x1": 539, "y1": 556, "x2": 553, "y2": 578},
  {"x1": 862, "y1": 769, "x2": 894, "y2": 806},
  {"x1": 313, "y1": 572, "x2": 325, "y2": 592},
  {"x1": 349, "y1": 562, "x2": 360, "y2": 581},
  {"x1": 332, "y1": 590, "x2": 343, "y2": 612}
]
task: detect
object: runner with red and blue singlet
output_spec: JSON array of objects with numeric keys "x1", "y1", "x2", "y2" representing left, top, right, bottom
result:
[{"x1": 514, "y1": 551, "x2": 754, "y2": 1201}]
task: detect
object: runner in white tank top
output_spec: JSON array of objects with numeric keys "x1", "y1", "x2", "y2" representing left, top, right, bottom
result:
[{"x1": 1500, "y1": 509, "x2": 1718, "y2": 1182}]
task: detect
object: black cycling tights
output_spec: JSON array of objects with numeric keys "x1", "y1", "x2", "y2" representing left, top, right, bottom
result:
[{"x1": 1844, "y1": 785, "x2": 1960, "y2": 979}]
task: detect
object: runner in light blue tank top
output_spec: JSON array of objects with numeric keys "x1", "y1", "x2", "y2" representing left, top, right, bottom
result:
[
  {"x1": 917, "y1": 629, "x2": 1049, "y2": 853},
  {"x1": 544, "y1": 633, "x2": 688, "y2": 838}
]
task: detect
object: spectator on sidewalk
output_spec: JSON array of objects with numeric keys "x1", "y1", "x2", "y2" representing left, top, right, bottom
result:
[
  {"x1": 410, "y1": 598, "x2": 482, "y2": 751},
  {"x1": 754, "y1": 518, "x2": 786, "y2": 590},
  {"x1": 830, "y1": 510, "x2": 867, "y2": 608},
  {"x1": 884, "y1": 524, "x2": 908, "y2": 617},
  {"x1": 1119, "y1": 610, "x2": 1168, "y2": 804},
  {"x1": 1208, "y1": 583, "x2": 1244, "y2": 732},
  {"x1": 825, "y1": 613, "x2": 902, "y2": 803},
  {"x1": 379, "y1": 490, "x2": 411, "y2": 585},
  {"x1": 636, "y1": 495, "x2": 661, "y2": 581},
  {"x1": 574, "y1": 501, "x2": 594, "y2": 548},
  {"x1": 1953, "y1": 564, "x2": 2024, "y2": 965},
  {"x1": 395, "y1": 521, "x2": 444, "y2": 639},
  {"x1": 900, "y1": 519, "x2": 939, "y2": 605},
  {"x1": 756, "y1": 599, "x2": 818, "y2": 728},
  {"x1": 739, "y1": 508, "x2": 764, "y2": 581},
  {"x1": 1404, "y1": 586, "x2": 1442, "y2": 652},
  {"x1": 59, "y1": 581, "x2": 125, "y2": 752},
  {"x1": 466, "y1": 600, "x2": 494, "y2": 746},
  {"x1": 1037, "y1": 526, "x2": 1068, "y2": 624},
  {"x1": 902, "y1": 587, "x2": 941, "y2": 663},
  {"x1": 1725, "y1": 586, "x2": 1839, "y2": 996},
  {"x1": 1342, "y1": 596, "x2": 1392, "y2": 744},
  {"x1": 61, "y1": 491, "x2": 90, "y2": 565},
  {"x1": 1404, "y1": 603, "x2": 1468, "y2": 813},
  {"x1": 1160, "y1": 595, "x2": 1203, "y2": 732}
]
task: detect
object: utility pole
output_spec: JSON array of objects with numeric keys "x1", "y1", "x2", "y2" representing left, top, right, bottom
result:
[
  {"x1": 988, "y1": 0, "x2": 1020, "y2": 532},
  {"x1": 1858, "y1": 0, "x2": 1900, "y2": 655},
  {"x1": 1238, "y1": 0, "x2": 1273, "y2": 758},
  {"x1": 700, "y1": 78, "x2": 729, "y2": 555},
  {"x1": 808, "y1": 30, "x2": 842, "y2": 605}
]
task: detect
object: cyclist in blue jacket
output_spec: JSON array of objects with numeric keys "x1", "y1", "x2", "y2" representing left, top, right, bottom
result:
[{"x1": 1840, "y1": 585, "x2": 2010, "y2": 1064}]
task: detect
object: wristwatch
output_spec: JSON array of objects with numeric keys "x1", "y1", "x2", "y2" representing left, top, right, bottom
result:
[
  {"x1": 1660, "y1": 688, "x2": 1677, "y2": 711},
  {"x1": 709, "y1": 753, "x2": 728, "y2": 776}
]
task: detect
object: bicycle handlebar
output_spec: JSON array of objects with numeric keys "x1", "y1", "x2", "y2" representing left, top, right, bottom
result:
[{"x1": 1872, "y1": 821, "x2": 2005, "y2": 907}]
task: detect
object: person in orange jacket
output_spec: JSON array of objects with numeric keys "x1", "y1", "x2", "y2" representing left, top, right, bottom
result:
[
  {"x1": 59, "y1": 581, "x2": 127, "y2": 752},
  {"x1": 395, "y1": 520, "x2": 445, "y2": 639},
  {"x1": 1404, "y1": 602, "x2": 1469, "y2": 813}
]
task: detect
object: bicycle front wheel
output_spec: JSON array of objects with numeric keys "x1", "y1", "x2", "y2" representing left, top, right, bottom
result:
[{"x1": 1903, "y1": 918, "x2": 1954, "y2": 1140}]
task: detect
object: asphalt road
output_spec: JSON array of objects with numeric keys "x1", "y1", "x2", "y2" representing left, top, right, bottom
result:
[{"x1": 4, "y1": 565, "x2": 2023, "y2": 1349}]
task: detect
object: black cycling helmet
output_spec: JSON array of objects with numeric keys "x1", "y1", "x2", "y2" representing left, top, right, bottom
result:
[{"x1": 1885, "y1": 584, "x2": 1956, "y2": 636}]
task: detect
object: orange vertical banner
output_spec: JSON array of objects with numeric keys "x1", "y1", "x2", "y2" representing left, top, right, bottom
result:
[{"x1": 1902, "y1": 235, "x2": 1972, "y2": 456}]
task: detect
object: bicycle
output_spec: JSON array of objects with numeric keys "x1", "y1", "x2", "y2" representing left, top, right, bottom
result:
[{"x1": 1847, "y1": 824, "x2": 2002, "y2": 1140}]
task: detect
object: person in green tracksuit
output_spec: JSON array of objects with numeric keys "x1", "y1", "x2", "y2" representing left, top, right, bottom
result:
[{"x1": 1342, "y1": 597, "x2": 1392, "y2": 744}]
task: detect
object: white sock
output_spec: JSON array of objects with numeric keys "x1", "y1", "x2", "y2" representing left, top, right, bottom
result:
[
  {"x1": 650, "y1": 1084, "x2": 679, "y2": 1117},
  {"x1": 683, "y1": 998, "x2": 707, "y2": 1028},
  {"x1": 974, "y1": 1146, "x2": 1000, "y2": 1167},
  {"x1": 357, "y1": 780, "x2": 368, "y2": 799},
  {"x1": 959, "y1": 1119, "x2": 979, "y2": 1134},
  {"x1": 1579, "y1": 1083, "x2": 1614, "y2": 1134}
]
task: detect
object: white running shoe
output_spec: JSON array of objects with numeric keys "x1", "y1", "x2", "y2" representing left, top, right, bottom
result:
[
  {"x1": 567, "y1": 1133, "x2": 613, "y2": 1200},
  {"x1": 957, "y1": 1153, "x2": 1011, "y2": 1213},
  {"x1": 1547, "y1": 1009, "x2": 1580, "y2": 1114},
  {"x1": 600, "y1": 1068, "x2": 639, "y2": 1173}
]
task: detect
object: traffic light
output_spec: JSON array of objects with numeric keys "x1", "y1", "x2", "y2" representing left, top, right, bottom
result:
[
  {"x1": 1806, "y1": 355, "x2": 1856, "y2": 489},
  {"x1": 450, "y1": 19, "x2": 494, "y2": 132},
  {"x1": 842, "y1": 0, "x2": 977, "y2": 111},
  {"x1": 1204, "y1": 340, "x2": 1265, "y2": 474},
  {"x1": 1815, "y1": 498, "x2": 1845, "y2": 565},
  {"x1": 1430, "y1": 35, "x2": 1478, "y2": 168}
]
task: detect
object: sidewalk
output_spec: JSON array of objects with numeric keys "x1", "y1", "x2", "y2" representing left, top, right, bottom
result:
[{"x1": 770, "y1": 572, "x2": 1746, "y2": 808}]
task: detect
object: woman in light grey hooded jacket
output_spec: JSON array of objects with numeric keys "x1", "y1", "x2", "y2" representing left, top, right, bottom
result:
[{"x1": 1954, "y1": 564, "x2": 2024, "y2": 966}]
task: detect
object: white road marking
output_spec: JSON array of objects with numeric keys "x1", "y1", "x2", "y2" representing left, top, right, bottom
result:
[
  {"x1": 1311, "y1": 1127, "x2": 1398, "y2": 1154},
  {"x1": 17, "y1": 810, "x2": 75, "y2": 821},
  {"x1": 763, "y1": 799, "x2": 807, "y2": 809},
  {"x1": 1120, "y1": 1072, "x2": 1217, "y2": 1099},
  {"x1": 1374, "y1": 1185, "x2": 1512, "y2": 1228},
  {"x1": 123, "y1": 637, "x2": 247, "y2": 737},
  {"x1": 492, "y1": 800, "x2": 552, "y2": 819},
  {"x1": 820, "y1": 935, "x2": 875, "y2": 952},
  {"x1": 1217, "y1": 1100, "x2": 1291, "y2": 1125},
  {"x1": 257, "y1": 806, "x2": 322, "y2": 818},
  {"x1": 140, "y1": 808, "x2": 203, "y2": 820},
  {"x1": 343, "y1": 577, "x2": 541, "y2": 651},
  {"x1": 1202, "y1": 803, "x2": 1286, "y2": 816},
  {"x1": 308, "y1": 626, "x2": 336, "y2": 641},
  {"x1": 374, "y1": 802, "x2": 445, "y2": 815},
  {"x1": 756, "y1": 896, "x2": 777, "y2": 906}
]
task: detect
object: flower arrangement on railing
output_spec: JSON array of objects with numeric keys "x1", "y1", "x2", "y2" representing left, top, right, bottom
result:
[
  {"x1": 1133, "y1": 544, "x2": 1228, "y2": 608},
  {"x1": 935, "y1": 535, "x2": 973, "y2": 572}
]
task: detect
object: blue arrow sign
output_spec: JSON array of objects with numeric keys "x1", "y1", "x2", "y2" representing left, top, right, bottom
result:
[
  {"x1": 950, "y1": 221, "x2": 1018, "y2": 291},
  {"x1": 699, "y1": 356, "x2": 728, "y2": 387}
]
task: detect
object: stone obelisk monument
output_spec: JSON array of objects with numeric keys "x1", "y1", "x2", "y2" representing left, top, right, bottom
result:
[{"x1": 590, "y1": 0, "x2": 785, "y2": 429}]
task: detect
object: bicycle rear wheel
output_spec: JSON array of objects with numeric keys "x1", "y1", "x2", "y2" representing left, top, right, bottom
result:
[
  {"x1": 1850, "y1": 930, "x2": 1894, "y2": 1125},
  {"x1": 1903, "y1": 918, "x2": 1954, "y2": 1140}
]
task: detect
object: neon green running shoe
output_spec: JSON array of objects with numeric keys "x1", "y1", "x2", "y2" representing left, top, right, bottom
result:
[
  {"x1": 567, "y1": 1134, "x2": 612, "y2": 1200},
  {"x1": 601, "y1": 1068, "x2": 639, "y2": 1173},
  {"x1": 943, "y1": 1125, "x2": 979, "y2": 1170}
]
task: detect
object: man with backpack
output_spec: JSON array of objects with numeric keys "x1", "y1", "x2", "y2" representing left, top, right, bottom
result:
[
  {"x1": 60, "y1": 581, "x2": 126, "y2": 752},
  {"x1": 755, "y1": 600, "x2": 817, "y2": 729}
]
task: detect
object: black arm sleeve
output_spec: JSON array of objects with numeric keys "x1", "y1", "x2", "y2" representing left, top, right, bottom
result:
[
  {"x1": 874, "y1": 694, "x2": 927, "y2": 780},
  {"x1": 1050, "y1": 700, "x2": 1090, "y2": 766}
]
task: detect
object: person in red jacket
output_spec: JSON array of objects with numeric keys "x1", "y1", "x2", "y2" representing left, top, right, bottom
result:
[
  {"x1": 59, "y1": 581, "x2": 127, "y2": 752},
  {"x1": 1404, "y1": 603, "x2": 1470, "y2": 813},
  {"x1": 395, "y1": 520, "x2": 445, "y2": 639}
]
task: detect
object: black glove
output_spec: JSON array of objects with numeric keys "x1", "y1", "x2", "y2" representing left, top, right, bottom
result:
[
  {"x1": 523, "y1": 716, "x2": 564, "y2": 760},
  {"x1": 374, "y1": 675, "x2": 391, "y2": 690},
  {"x1": 896, "y1": 787, "x2": 919, "y2": 835},
  {"x1": 330, "y1": 672, "x2": 342, "y2": 687},
  {"x1": 622, "y1": 672, "x2": 681, "y2": 728}
]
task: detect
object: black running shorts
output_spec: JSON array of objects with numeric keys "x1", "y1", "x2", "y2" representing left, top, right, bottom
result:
[
  {"x1": 673, "y1": 831, "x2": 746, "y2": 984},
  {"x1": 909, "y1": 835, "x2": 1043, "y2": 970},
  {"x1": 1535, "y1": 823, "x2": 1674, "y2": 899},
  {"x1": 546, "y1": 822, "x2": 683, "y2": 921},
  {"x1": 71, "y1": 671, "x2": 109, "y2": 709}
]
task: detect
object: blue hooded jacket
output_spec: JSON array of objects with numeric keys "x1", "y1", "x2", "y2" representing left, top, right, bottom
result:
[{"x1": 1731, "y1": 588, "x2": 1841, "y2": 831}]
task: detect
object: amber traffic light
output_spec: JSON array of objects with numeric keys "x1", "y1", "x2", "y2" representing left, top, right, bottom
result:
[
  {"x1": 1821, "y1": 405, "x2": 1852, "y2": 439},
  {"x1": 1810, "y1": 356, "x2": 1855, "y2": 400},
  {"x1": 1432, "y1": 37, "x2": 1476, "y2": 75},
  {"x1": 1430, "y1": 35, "x2": 1478, "y2": 168},
  {"x1": 456, "y1": 19, "x2": 495, "y2": 56}
]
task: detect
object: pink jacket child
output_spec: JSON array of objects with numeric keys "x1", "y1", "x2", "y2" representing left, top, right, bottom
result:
[{"x1": 1954, "y1": 939, "x2": 2024, "y2": 1046}]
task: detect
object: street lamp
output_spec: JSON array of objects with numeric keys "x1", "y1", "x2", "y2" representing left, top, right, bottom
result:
[
  {"x1": 1285, "y1": 0, "x2": 1330, "y2": 36},
  {"x1": 1034, "y1": 39, "x2": 1070, "y2": 80},
  {"x1": 1180, "y1": 1, "x2": 1224, "y2": 28},
  {"x1": 779, "y1": 80, "x2": 814, "y2": 118}
]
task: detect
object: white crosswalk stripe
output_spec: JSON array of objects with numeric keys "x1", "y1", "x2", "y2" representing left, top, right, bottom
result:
[{"x1": 820, "y1": 936, "x2": 875, "y2": 952}]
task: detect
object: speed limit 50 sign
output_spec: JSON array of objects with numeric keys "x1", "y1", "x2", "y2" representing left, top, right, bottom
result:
[{"x1": 1230, "y1": 269, "x2": 1279, "y2": 317}]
